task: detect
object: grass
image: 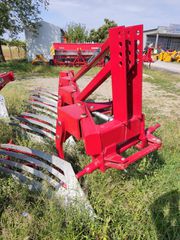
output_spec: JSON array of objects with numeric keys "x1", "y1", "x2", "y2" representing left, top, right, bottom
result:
[
  {"x1": 144, "y1": 66, "x2": 180, "y2": 95},
  {"x1": 0, "y1": 61, "x2": 179, "y2": 239},
  {"x1": 0, "y1": 60, "x2": 101, "y2": 79}
]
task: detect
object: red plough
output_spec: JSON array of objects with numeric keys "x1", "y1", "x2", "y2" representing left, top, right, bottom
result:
[
  {"x1": 0, "y1": 25, "x2": 162, "y2": 212},
  {"x1": 4, "y1": 25, "x2": 161, "y2": 183},
  {"x1": 54, "y1": 25, "x2": 161, "y2": 178}
]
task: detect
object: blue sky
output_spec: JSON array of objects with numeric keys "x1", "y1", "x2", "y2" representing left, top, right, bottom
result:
[{"x1": 41, "y1": 0, "x2": 180, "y2": 31}]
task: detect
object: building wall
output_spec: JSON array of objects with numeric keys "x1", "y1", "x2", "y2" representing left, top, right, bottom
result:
[
  {"x1": 143, "y1": 25, "x2": 180, "y2": 50},
  {"x1": 25, "y1": 21, "x2": 62, "y2": 61},
  {"x1": 145, "y1": 35, "x2": 180, "y2": 50},
  {"x1": 143, "y1": 30, "x2": 157, "y2": 49}
]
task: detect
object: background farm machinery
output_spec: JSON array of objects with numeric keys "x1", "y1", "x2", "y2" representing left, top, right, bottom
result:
[
  {"x1": 143, "y1": 48, "x2": 180, "y2": 63},
  {"x1": 158, "y1": 50, "x2": 180, "y2": 62},
  {"x1": 0, "y1": 25, "x2": 161, "y2": 206},
  {"x1": 50, "y1": 43, "x2": 103, "y2": 66},
  {"x1": 143, "y1": 47, "x2": 154, "y2": 67}
]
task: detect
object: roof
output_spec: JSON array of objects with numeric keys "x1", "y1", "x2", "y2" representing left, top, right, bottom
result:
[
  {"x1": 144, "y1": 24, "x2": 180, "y2": 37},
  {"x1": 144, "y1": 28, "x2": 158, "y2": 33}
]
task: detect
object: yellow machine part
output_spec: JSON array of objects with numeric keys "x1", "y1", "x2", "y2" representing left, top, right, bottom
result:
[
  {"x1": 175, "y1": 51, "x2": 180, "y2": 62},
  {"x1": 158, "y1": 52, "x2": 164, "y2": 61},
  {"x1": 50, "y1": 46, "x2": 55, "y2": 56},
  {"x1": 158, "y1": 50, "x2": 180, "y2": 62},
  {"x1": 32, "y1": 54, "x2": 48, "y2": 65},
  {"x1": 163, "y1": 52, "x2": 172, "y2": 62}
]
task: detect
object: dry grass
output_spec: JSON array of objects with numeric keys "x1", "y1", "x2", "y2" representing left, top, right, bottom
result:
[{"x1": 2, "y1": 46, "x2": 26, "y2": 61}]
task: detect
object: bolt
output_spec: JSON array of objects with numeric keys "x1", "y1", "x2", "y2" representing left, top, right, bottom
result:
[
  {"x1": 57, "y1": 121, "x2": 61, "y2": 125},
  {"x1": 90, "y1": 106, "x2": 94, "y2": 109},
  {"x1": 77, "y1": 102, "x2": 81, "y2": 106},
  {"x1": 121, "y1": 157, "x2": 126, "y2": 161},
  {"x1": 56, "y1": 135, "x2": 60, "y2": 139}
]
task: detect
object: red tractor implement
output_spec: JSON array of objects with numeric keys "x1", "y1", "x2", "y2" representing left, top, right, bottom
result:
[
  {"x1": 15, "y1": 25, "x2": 161, "y2": 179},
  {"x1": 0, "y1": 72, "x2": 15, "y2": 117},
  {"x1": 143, "y1": 47, "x2": 154, "y2": 67},
  {"x1": 50, "y1": 43, "x2": 103, "y2": 66},
  {"x1": 0, "y1": 72, "x2": 14, "y2": 90}
]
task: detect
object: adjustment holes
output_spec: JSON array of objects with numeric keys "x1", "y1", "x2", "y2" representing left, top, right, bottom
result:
[
  {"x1": 137, "y1": 40, "x2": 140, "y2": 46},
  {"x1": 136, "y1": 30, "x2": 140, "y2": 36},
  {"x1": 119, "y1": 42, "x2": 122, "y2": 47},
  {"x1": 119, "y1": 61, "x2": 123, "y2": 67},
  {"x1": 119, "y1": 52, "x2": 122, "y2": 57},
  {"x1": 136, "y1": 49, "x2": 140, "y2": 54}
]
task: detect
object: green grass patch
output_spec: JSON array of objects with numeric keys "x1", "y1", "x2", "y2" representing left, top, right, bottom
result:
[
  {"x1": 0, "y1": 60, "x2": 101, "y2": 79},
  {"x1": 144, "y1": 66, "x2": 180, "y2": 94},
  {"x1": 0, "y1": 63, "x2": 179, "y2": 239},
  {"x1": 0, "y1": 112, "x2": 179, "y2": 239}
]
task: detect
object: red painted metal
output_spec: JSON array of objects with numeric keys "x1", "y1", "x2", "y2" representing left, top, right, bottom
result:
[
  {"x1": 55, "y1": 25, "x2": 162, "y2": 178},
  {"x1": 0, "y1": 26, "x2": 161, "y2": 180},
  {"x1": 51, "y1": 43, "x2": 103, "y2": 66},
  {"x1": 0, "y1": 72, "x2": 14, "y2": 90},
  {"x1": 0, "y1": 72, "x2": 14, "y2": 158},
  {"x1": 143, "y1": 48, "x2": 154, "y2": 65}
]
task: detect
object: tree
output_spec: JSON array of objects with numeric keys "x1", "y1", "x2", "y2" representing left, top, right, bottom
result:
[
  {"x1": 88, "y1": 18, "x2": 117, "y2": 42},
  {"x1": 65, "y1": 23, "x2": 88, "y2": 43},
  {"x1": 0, "y1": 0, "x2": 49, "y2": 61}
]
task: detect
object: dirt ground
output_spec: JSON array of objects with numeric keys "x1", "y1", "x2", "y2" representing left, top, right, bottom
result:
[
  {"x1": 26, "y1": 74, "x2": 180, "y2": 118},
  {"x1": 144, "y1": 60, "x2": 180, "y2": 74}
]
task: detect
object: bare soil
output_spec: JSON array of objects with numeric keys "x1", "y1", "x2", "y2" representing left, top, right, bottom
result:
[
  {"x1": 144, "y1": 60, "x2": 180, "y2": 74},
  {"x1": 26, "y1": 75, "x2": 180, "y2": 118}
]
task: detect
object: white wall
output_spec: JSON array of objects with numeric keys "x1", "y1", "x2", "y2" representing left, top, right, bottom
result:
[{"x1": 25, "y1": 21, "x2": 62, "y2": 61}]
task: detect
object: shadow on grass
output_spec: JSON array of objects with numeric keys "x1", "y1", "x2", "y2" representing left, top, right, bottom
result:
[{"x1": 150, "y1": 190, "x2": 180, "y2": 240}]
